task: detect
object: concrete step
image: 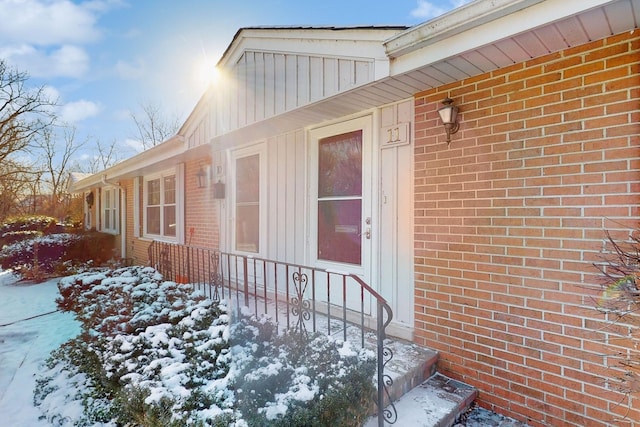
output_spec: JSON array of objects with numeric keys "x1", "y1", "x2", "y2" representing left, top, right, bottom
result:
[
  {"x1": 366, "y1": 373, "x2": 478, "y2": 427},
  {"x1": 380, "y1": 338, "x2": 439, "y2": 404}
]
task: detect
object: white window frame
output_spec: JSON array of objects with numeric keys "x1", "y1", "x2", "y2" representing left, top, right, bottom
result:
[
  {"x1": 230, "y1": 143, "x2": 266, "y2": 256},
  {"x1": 101, "y1": 186, "x2": 119, "y2": 234},
  {"x1": 142, "y1": 166, "x2": 184, "y2": 243}
]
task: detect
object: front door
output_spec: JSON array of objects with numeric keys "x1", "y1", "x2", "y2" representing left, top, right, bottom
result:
[{"x1": 309, "y1": 116, "x2": 373, "y2": 310}]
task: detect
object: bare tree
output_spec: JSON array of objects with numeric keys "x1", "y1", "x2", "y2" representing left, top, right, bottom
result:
[
  {"x1": 0, "y1": 159, "x2": 38, "y2": 220},
  {"x1": 130, "y1": 100, "x2": 181, "y2": 150},
  {"x1": 0, "y1": 60, "x2": 55, "y2": 220},
  {"x1": 0, "y1": 60, "x2": 55, "y2": 165},
  {"x1": 35, "y1": 125, "x2": 85, "y2": 219}
]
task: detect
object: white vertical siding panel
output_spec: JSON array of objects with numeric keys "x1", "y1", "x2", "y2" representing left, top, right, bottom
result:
[
  {"x1": 237, "y1": 54, "x2": 248, "y2": 127},
  {"x1": 245, "y1": 52, "x2": 256, "y2": 124},
  {"x1": 229, "y1": 64, "x2": 240, "y2": 130},
  {"x1": 274, "y1": 54, "x2": 286, "y2": 115},
  {"x1": 284, "y1": 131, "x2": 296, "y2": 262},
  {"x1": 309, "y1": 56, "x2": 323, "y2": 102},
  {"x1": 297, "y1": 56, "x2": 310, "y2": 106},
  {"x1": 254, "y1": 52, "x2": 265, "y2": 122},
  {"x1": 264, "y1": 53, "x2": 275, "y2": 118},
  {"x1": 294, "y1": 130, "x2": 306, "y2": 265},
  {"x1": 323, "y1": 58, "x2": 338, "y2": 98},
  {"x1": 275, "y1": 135, "x2": 288, "y2": 260},
  {"x1": 354, "y1": 60, "x2": 371, "y2": 86},
  {"x1": 285, "y1": 54, "x2": 298, "y2": 111},
  {"x1": 338, "y1": 59, "x2": 354, "y2": 92},
  {"x1": 266, "y1": 135, "x2": 278, "y2": 259}
]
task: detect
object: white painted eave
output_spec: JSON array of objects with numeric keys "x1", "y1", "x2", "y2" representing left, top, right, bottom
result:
[
  {"x1": 384, "y1": 0, "x2": 545, "y2": 58},
  {"x1": 69, "y1": 135, "x2": 186, "y2": 193},
  {"x1": 386, "y1": 0, "x2": 628, "y2": 76}
]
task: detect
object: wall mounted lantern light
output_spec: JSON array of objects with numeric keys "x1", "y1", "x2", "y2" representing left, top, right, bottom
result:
[
  {"x1": 437, "y1": 97, "x2": 460, "y2": 144},
  {"x1": 196, "y1": 166, "x2": 207, "y2": 189}
]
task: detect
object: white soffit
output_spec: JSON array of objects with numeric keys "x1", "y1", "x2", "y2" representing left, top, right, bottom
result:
[{"x1": 387, "y1": 0, "x2": 638, "y2": 80}]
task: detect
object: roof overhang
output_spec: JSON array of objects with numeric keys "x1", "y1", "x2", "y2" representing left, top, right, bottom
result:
[
  {"x1": 77, "y1": 0, "x2": 638, "y2": 182},
  {"x1": 69, "y1": 135, "x2": 187, "y2": 192}
]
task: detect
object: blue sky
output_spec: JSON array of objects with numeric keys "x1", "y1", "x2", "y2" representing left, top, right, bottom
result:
[{"x1": 0, "y1": 0, "x2": 470, "y2": 164}]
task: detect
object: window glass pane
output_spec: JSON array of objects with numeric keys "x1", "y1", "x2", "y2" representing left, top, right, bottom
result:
[
  {"x1": 236, "y1": 154, "x2": 259, "y2": 203},
  {"x1": 318, "y1": 130, "x2": 362, "y2": 198},
  {"x1": 105, "y1": 210, "x2": 111, "y2": 229},
  {"x1": 164, "y1": 175, "x2": 176, "y2": 204},
  {"x1": 147, "y1": 179, "x2": 160, "y2": 205},
  {"x1": 236, "y1": 204, "x2": 259, "y2": 253},
  {"x1": 164, "y1": 206, "x2": 176, "y2": 236},
  {"x1": 105, "y1": 190, "x2": 111, "y2": 209},
  {"x1": 147, "y1": 206, "x2": 160, "y2": 235},
  {"x1": 317, "y1": 199, "x2": 361, "y2": 264}
]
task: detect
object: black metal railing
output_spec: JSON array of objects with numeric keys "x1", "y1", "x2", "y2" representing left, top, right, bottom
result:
[{"x1": 148, "y1": 240, "x2": 397, "y2": 425}]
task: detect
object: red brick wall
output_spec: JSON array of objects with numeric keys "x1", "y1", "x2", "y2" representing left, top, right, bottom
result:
[
  {"x1": 184, "y1": 158, "x2": 220, "y2": 249},
  {"x1": 414, "y1": 31, "x2": 640, "y2": 426}
]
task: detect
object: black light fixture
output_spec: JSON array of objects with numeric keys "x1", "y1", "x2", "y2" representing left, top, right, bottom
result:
[
  {"x1": 85, "y1": 191, "x2": 94, "y2": 208},
  {"x1": 437, "y1": 97, "x2": 460, "y2": 144},
  {"x1": 196, "y1": 166, "x2": 207, "y2": 189}
]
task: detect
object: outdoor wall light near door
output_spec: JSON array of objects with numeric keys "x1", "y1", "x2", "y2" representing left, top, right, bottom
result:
[
  {"x1": 196, "y1": 166, "x2": 207, "y2": 189},
  {"x1": 437, "y1": 97, "x2": 460, "y2": 144}
]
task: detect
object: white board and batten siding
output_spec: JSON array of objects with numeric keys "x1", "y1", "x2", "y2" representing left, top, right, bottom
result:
[{"x1": 266, "y1": 129, "x2": 306, "y2": 266}]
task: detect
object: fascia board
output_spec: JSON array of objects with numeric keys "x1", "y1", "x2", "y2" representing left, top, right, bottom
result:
[
  {"x1": 69, "y1": 136, "x2": 185, "y2": 192},
  {"x1": 387, "y1": 0, "x2": 618, "y2": 76}
]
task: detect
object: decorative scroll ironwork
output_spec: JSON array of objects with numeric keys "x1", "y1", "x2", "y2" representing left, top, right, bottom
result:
[
  {"x1": 290, "y1": 271, "x2": 310, "y2": 336},
  {"x1": 382, "y1": 346, "x2": 397, "y2": 424},
  {"x1": 148, "y1": 241, "x2": 397, "y2": 426},
  {"x1": 209, "y1": 252, "x2": 222, "y2": 301}
]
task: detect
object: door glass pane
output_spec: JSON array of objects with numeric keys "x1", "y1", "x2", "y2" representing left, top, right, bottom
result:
[
  {"x1": 318, "y1": 130, "x2": 362, "y2": 198},
  {"x1": 318, "y1": 199, "x2": 361, "y2": 264},
  {"x1": 236, "y1": 155, "x2": 259, "y2": 203},
  {"x1": 236, "y1": 205, "x2": 259, "y2": 252},
  {"x1": 236, "y1": 154, "x2": 260, "y2": 253},
  {"x1": 317, "y1": 130, "x2": 363, "y2": 265}
]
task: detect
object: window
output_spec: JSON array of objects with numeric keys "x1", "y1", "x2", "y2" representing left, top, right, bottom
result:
[
  {"x1": 144, "y1": 170, "x2": 179, "y2": 240},
  {"x1": 232, "y1": 145, "x2": 265, "y2": 254},
  {"x1": 102, "y1": 187, "x2": 118, "y2": 234}
]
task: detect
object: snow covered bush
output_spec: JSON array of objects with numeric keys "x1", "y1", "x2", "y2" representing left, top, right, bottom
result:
[
  {"x1": 35, "y1": 266, "x2": 376, "y2": 426},
  {"x1": 36, "y1": 266, "x2": 234, "y2": 425},
  {"x1": 0, "y1": 214, "x2": 57, "y2": 235},
  {"x1": 230, "y1": 315, "x2": 376, "y2": 427},
  {"x1": 0, "y1": 230, "x2": 114, "y2": 278}
]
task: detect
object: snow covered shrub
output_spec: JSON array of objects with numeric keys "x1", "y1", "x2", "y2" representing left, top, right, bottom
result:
[
  {"x1": 0, "y1": 232, "x2": 81, "y2": 276},
  {"x1": 230, "y1": 315, "x2": 376, "y2": 427},
  {"x1": 0, "y1": 214, "x2": 57, "y2": 235},
  {"x1": 37, "y1": 266, "x2": 236, "y2": 426},
  {"x1": 0, "y1": 230, "x2": 114, "y2": 277}
]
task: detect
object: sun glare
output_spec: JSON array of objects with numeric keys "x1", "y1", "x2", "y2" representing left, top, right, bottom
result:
[{"x1": 194, "y1": 56, "x2": 220, "y2": 91}]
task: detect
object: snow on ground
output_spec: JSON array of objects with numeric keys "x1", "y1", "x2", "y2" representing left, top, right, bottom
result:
[{"x1": 0, "y1": 270, "x2": 80, "y2": 426}]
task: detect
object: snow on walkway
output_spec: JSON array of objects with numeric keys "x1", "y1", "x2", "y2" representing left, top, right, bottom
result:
[{"x1": 0, "y1": 271, "x2": 80, "y2": 426}]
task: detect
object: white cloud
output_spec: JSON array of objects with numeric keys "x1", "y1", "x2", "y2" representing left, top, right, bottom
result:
[
  {"x1": 410, "y1": 0, "x2": 472, "y2": 20},
  {"x1": 0, "y1": 0, "x2": 101, "y2": 45},
  {"x1": 123, "y1": 138, "x2": 144, "y2": 153},
  {"x1": 50, "y1": 45, "x2": 91, "y2": 78},
  {"x1": 410, "y1": 0, "x2": 447, "y2": 19},
  {"x1": 0, "y1": 43, "x2": 90, "y2": 78},
  {"x1": 115, "y1": 59, "x2": 145, "y2": 80},
  {"x1": 59, "y1": 99, "x2": 102, "y2": 123}
]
